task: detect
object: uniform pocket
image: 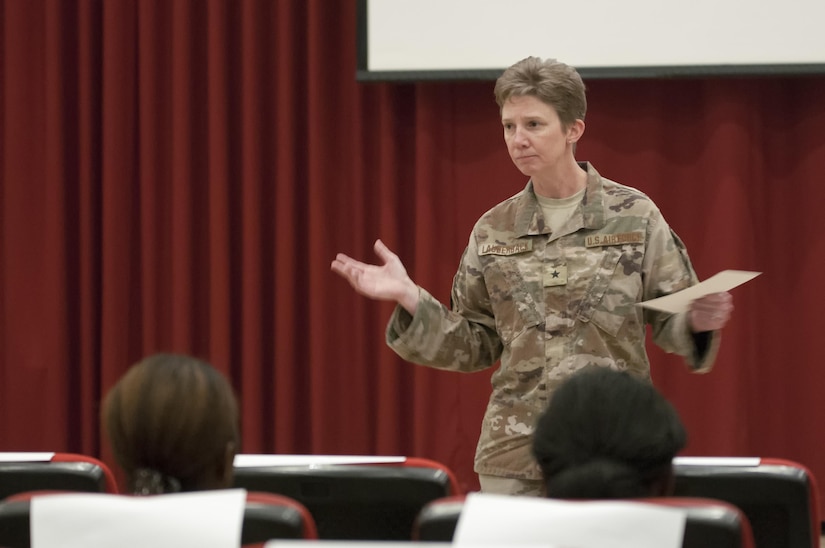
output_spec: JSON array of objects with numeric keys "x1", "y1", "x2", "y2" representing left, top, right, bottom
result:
[
  {"x1": 577, "y1": 246, "x2": 642, "y2": 337},
  {"x1": 484, "y1": 258, "x2": 543, "y2": 345}
]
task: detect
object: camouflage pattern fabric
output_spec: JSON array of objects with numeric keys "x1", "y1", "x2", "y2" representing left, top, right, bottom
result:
[{"x1": 386, "y1": 162, "x2": 720, "y2": 481}]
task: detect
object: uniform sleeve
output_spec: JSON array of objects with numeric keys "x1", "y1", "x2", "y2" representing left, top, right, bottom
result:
[
  {"x1": 643, "y1": 212, "x2": 721, "y2": 372},
  {"x1": 385, "y1": 232, "x2": 503, "y2": 372}
]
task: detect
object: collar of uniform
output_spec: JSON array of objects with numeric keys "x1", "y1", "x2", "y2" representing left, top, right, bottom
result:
[
  {"x1": 512, "y1": 161, "x2": 606, "y2": 237},
  {"x1": 579, "y1": 161, "x2": 606, "y2": 229}
]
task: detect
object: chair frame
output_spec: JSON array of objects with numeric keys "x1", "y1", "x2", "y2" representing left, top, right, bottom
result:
[
  {"x1": 673, "y1": 456, "x2": 820, "y2": 548},
  {"x1": 233, "y1": 455, "x2": 461, "y2": 540},
  {"x1": 0, "y1": 489, "x2": 318, "y2": 548},
  {"x1": 414, "y1": 494, "x2": 756, "y2": 548},
  {"x1": 0, "y1": 452, "x2": 118, "y2": 498}
]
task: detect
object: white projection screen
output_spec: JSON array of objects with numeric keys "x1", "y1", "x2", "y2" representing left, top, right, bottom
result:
[{"x1": 356, "y1": 0, "x2": 825, "y2": 80}]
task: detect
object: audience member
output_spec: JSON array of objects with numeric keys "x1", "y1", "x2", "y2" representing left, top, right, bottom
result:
[
  {"x1": 102, "y1": 353, "x2": 240, "y2": 495},
  {"x1": 532, "y1": 366, "x2": 686, "y2": 499}
]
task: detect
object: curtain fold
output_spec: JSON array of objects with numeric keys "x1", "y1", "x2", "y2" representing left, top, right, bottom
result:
[{"x1": 2, "y1": 0, "x2": 824, "y2": 498}]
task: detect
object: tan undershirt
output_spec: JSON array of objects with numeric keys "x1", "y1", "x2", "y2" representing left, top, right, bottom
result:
[{"x1": 535, "y1": 187, "x2": 585, "y2": 235}]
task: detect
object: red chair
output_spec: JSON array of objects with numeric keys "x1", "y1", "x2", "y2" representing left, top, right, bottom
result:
[
  {"x1": 242, "y1": 491, "x2": 318, "y2": 546},
  {"x1": 0, "y1": 490, "x2": 317, "y2": 548},
  {"x1": 0, "y1": 452, "x2": 118, "y2": 497},
  {"x1": 232, "y1": 454, "x2": 462, "y2": 540},
  {"x1": 414, "y1": 494, "x2": 755, "y2": 548},
  {"x1": 376, "y1": 457, "x2": 461, "y2": 497},
  {"x1": 640, "y1": 497, "x2": 756, "y2": 548},
  {"x1": 673, "y1": 456, "x2": 820, "y2": 548},
  {"x1": 412, "y1": 494, "x2": 466, "y2": 541}
]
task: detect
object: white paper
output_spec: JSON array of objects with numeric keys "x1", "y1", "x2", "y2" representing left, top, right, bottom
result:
[
  {"x1": 234, "y1": 454, "x2": 406, "y2": 467},
  {"x1": 674, "y1": 456, "x2": 761, "y2": 467},
  {"x1": 266, "y1": 543, "x2": 456, "y2": 548},
  {"x1": 637, "y1": 270, "x2": 761, "y2": 314},
  {"x1": 0, "y1": 452, "x2": 54, "y2": 462},
  {"x1": 453, "y1": 493, "x2": 685, "y2": 548},
  {"x1": 31, "y1": 489, "x2": 246, "y2": 548}
]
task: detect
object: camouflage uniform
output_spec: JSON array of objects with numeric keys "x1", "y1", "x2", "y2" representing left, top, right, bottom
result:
[{"x1": 386, "y1": 162, "x2": 719, "y2": 481}]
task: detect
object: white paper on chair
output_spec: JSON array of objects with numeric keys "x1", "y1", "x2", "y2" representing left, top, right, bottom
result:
[
  {"x1": 637, "y1": 270, "x2": 761, "y2": 314},
  {"x1": 234, "y1": 454, "x2": 406, "y2": 467},
  {"x1": 0, "y1": 452, "x2": 54, "y2": 462},
  {"x1": 674, "y1": 456, "x2": 761, "y2": 467},
  {"x1": 453, "y1": 493, "x2": 686, "y2": 548},
  {"x1": 266, "y1": 543, "x2": 454, "y2": 548},
  {"x1": 31, "y1": 489, "x2": 246, "y2": 548}
]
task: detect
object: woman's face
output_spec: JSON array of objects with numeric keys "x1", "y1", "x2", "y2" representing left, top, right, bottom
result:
[{"x1": 501, "y1": 95, "x2": 580, "y2": 180}]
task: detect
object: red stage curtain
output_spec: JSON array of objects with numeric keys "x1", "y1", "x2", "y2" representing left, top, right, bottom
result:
[{"x1": 1, "y1": 0, "x2": 824, "y2": 499}]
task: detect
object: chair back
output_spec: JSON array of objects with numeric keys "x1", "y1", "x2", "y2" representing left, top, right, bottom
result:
[
  {"x1": 412, "y1": 495, "x2": 465, "y2": 541},
  {"x1": 642, "y1": 497, "x2": 756, "y2": 548},
  {"x1": 0, "y1": 498, "x2": 29, "y2": 548},
  {"x1": 0, "y1": 452, "x2": 118, "y2": 497},
  {"x1": 242, "y1": 491, "x2": 318, "y2": 545},
  {"x1": 0, "y1": 490, "x2": 317, "y2": 548},
  {"x1": 233, "y1": 455, "x2": 460, "y2": 540},
  {"x1": 673, "y1": 457, "x2": 820, "y2": 548},
  {"x1": 415, "y1": 495, "x2": 756, "y2": 548}
]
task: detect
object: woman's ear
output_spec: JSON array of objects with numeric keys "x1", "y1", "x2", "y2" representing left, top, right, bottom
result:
[{"x1": 566, "y1": 119, "x2": 586, "y2": 143}]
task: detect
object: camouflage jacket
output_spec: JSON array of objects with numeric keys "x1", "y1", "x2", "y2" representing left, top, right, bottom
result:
[{"x1": 386, "y1": 162, "x2": 720, "y2": 480}]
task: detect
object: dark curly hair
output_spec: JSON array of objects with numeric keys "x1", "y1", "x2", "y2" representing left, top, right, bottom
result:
[{"x1": 533, "y1": 366, "x2": 686, "y2": 499}]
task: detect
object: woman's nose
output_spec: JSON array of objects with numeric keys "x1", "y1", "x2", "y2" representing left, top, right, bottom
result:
[{"x1": 513, "y1": 127, "x2": 529, "y2": 146}]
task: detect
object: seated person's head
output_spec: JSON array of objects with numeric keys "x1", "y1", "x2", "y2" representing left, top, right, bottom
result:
[
  {"x1": 532, "y1": 366, "x2": 686, "y2": 499},
  {"x1": 102, "y1": 353, "x2": 240, "y2": 494}
]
